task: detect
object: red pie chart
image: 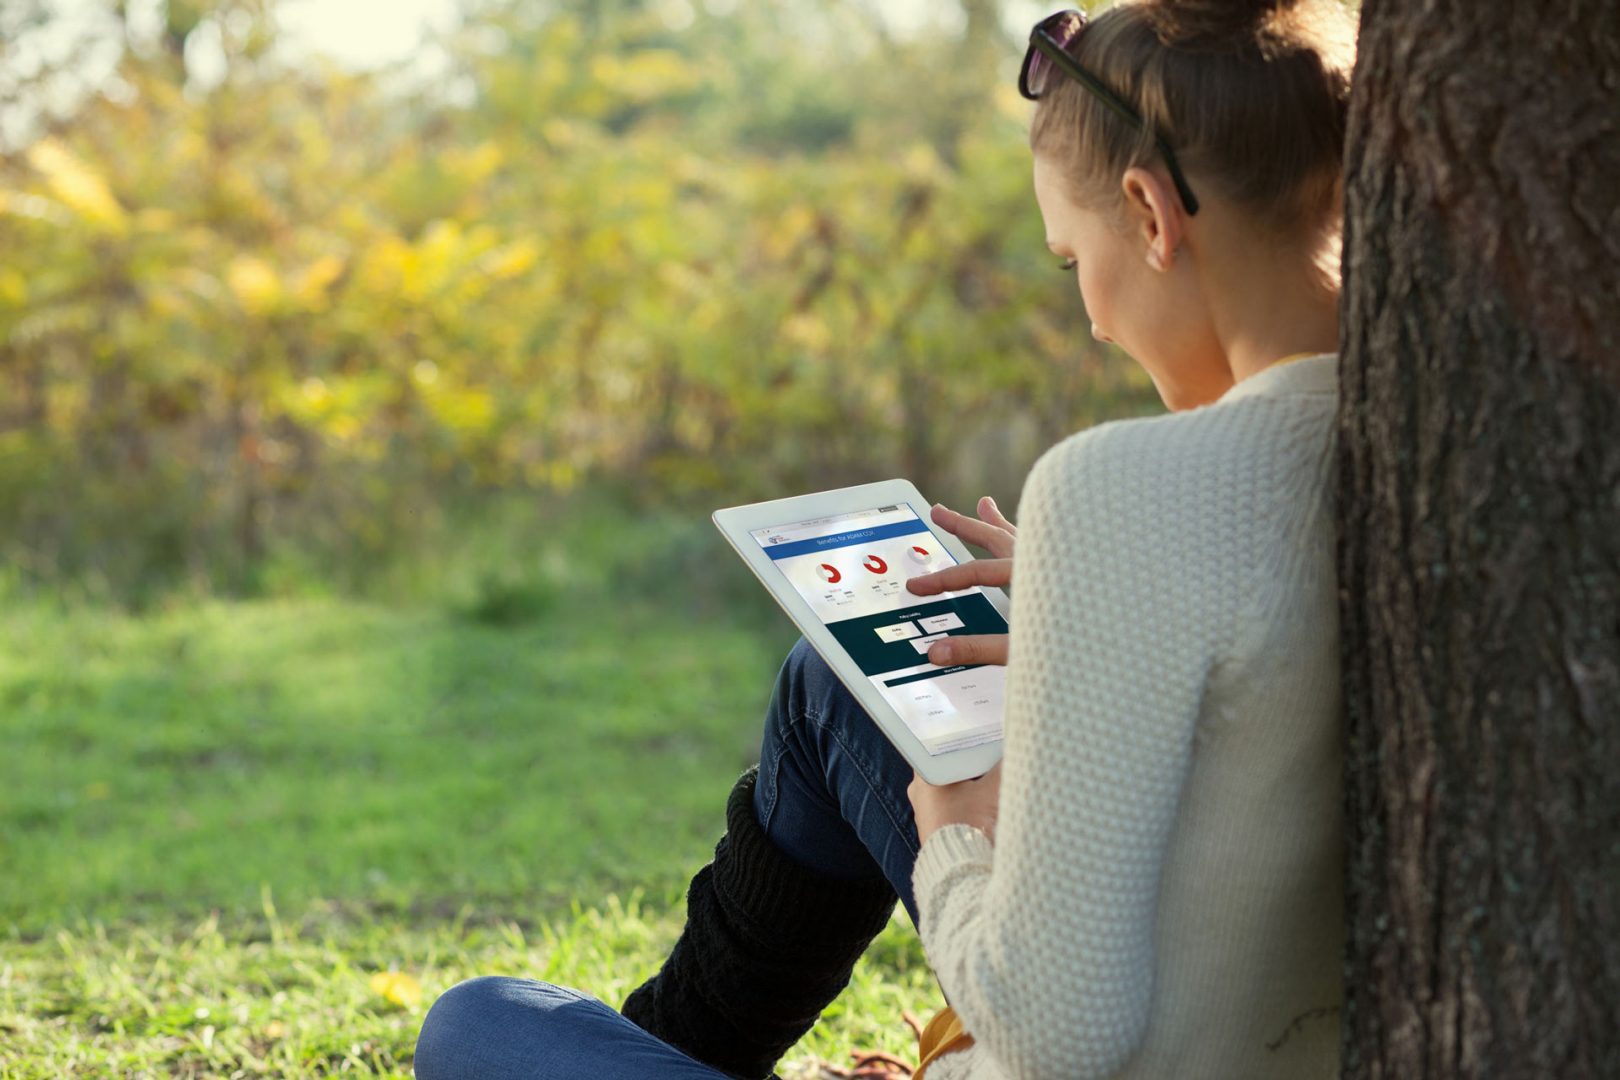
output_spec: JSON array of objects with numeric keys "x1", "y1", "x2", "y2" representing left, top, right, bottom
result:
[
  {"x1": 817, "y1": 564, "x2": 842, "y2": 584},
  {"x1": 908, "y1": 545, "x2": 932, "y2": 564},
  {"x1": 863, "y1": 555, "x2": 888, "y2": 574}
]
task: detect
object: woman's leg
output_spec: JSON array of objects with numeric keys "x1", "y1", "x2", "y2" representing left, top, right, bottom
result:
[
  {"x1": 617, "y1": 637, "x2": 922, "y2": 1079},
  {"x1": 415, "y1": 639, "x2": 923, "y2": 1080},
  {"x1": 752, "y1": 637, "x2": 922, "y2": 923},
  {"x1": 414, "y1": 976, "x2": 732, "y2": 1080}
]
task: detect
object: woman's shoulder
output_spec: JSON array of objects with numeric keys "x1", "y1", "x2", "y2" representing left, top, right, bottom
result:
[
  {"x1": 1037, "y1": 386, "x2": 1335, "y2": 489},
  {"x1": 1024, "y1": 392, "x2": 1336, "y2": 546}
]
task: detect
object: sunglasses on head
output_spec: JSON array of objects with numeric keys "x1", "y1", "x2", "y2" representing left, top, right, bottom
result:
[{"x1": 1019, "y1": 9, "x2": 1200, "y2": 216}]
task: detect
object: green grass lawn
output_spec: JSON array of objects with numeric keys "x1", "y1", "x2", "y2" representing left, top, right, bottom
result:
[{"x1": 0, "y1": 513, "x2": 945, "y2": 1076}]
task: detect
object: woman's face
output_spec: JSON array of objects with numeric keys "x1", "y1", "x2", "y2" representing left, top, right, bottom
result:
[{"x1": 1032, "y1": 154, "x2": 1228, "y2": 411}]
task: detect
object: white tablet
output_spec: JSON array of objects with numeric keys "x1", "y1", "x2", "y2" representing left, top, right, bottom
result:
[{"x1": 713, "y1": 479, "x2": 1007, "y2": 785}]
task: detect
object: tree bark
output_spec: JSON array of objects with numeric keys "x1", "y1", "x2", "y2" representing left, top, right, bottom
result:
[{"x1": 1338, "y1": 1, "x2": 1620, "y2": 1077}]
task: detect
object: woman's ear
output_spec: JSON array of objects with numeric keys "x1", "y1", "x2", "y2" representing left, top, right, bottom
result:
[{"x1": 1121, "y1": 166, "x2": 1183, "y2": 273}]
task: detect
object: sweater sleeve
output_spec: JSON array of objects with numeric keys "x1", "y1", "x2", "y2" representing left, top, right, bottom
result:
[{"x1": 911, "y1": 423, "x2": 1241, "y2": 1079}]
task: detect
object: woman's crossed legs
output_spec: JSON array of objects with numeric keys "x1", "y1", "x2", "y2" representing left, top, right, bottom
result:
[{"x1": 413, "y1": 638, "x2": 922, "y2": 1080}]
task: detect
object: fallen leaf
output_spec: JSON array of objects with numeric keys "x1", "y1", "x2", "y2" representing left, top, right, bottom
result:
[{"x1": 368, "y1": 971, "x2": 423, "y2": 1009}]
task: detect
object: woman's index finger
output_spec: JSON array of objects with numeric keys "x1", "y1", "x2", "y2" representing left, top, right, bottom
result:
[{"x1": 906, "y1": 559, "x2": 1012, "y2": 595}]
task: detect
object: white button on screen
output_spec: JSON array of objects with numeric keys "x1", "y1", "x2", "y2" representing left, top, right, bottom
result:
[
  {"x1": 875, "y1": 622, "x2": 922, "y2": 643},
  {"x1": 919, "y1": 613, "x2": 964, "y2": 633}
]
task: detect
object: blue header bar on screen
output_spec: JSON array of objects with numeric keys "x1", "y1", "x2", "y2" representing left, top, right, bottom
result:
[{"x1": 762, "y1": 518, "x2": 931, "y2": 560}]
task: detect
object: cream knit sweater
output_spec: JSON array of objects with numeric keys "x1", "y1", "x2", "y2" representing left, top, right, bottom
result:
[{"x1": 911, "y1": 353, "x2": 1344, "y2": 1080}]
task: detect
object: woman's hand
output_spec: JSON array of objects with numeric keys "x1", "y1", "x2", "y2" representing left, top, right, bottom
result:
[
  {"x1": 905, "y1": 496, "x2": 1016, "y2": 666},
  {"x1": 928, "y1": 496, "x2": 1017, "y2": 558},
  {"x1": 908, "y1": 763, "x2": 1002, "y2": 846}
]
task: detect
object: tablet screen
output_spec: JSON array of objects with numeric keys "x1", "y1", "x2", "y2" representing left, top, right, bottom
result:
[{"x1": 751, "y1": 504, "x2": 1006, "y2": 755}]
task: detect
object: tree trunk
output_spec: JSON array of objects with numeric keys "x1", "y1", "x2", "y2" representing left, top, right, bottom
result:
[{"x1": 1338, "y1": 1, "x2": 1620, "y2": 1077}]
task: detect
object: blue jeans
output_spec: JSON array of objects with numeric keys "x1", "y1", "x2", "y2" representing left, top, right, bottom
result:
[{"x1": 414, "y1": 638, "x2": 922, "y2": 1080}]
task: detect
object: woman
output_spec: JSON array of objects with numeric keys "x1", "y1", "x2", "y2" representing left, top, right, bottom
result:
[{"x1": 415, "y1": 0, "x2": 1354, "y2": 1076}]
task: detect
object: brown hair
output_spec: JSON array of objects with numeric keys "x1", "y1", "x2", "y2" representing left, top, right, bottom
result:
[{"x1": 1029, "y1": 0, "x2": 1357, "y2": 239}]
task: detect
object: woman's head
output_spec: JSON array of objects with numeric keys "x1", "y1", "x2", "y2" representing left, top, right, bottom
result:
[{"x1": 1027, "y1": 0, "x2": 1357, "y2": 408}]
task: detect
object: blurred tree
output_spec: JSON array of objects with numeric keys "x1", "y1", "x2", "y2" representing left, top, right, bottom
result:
[
  {"x1": 0, "y1": 0, "x2": 1153, "y2": 602},
  {"x1": 1338, "y1": 0, "x2": 1619, "y2": 1075}
]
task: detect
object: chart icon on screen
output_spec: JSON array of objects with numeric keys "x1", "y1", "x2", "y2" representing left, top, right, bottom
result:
[
  {"x1": 908, "y1": 545, "x2": 932, "y2": 564},
  {"x1": 818, "y1": 563, "x2": 842, "y2": 584},
  {"x1": 863, "y1": 555, "x2": 888, "y2": 574}
]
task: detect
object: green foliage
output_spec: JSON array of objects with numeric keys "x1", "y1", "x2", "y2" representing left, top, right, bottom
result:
[{"x1": 0, "y1": 0, "x2": 1159, "y2": 604}]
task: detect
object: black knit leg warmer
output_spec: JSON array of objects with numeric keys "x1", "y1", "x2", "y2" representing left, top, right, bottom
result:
[{"x1": 621, "y1": 766, "x2": 899, "y2": 1080}]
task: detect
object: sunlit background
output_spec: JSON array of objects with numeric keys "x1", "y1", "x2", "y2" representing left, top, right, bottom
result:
[
  {"x1": 1, "y1": 0, "x2": 1156, "y2": 603},
  {"x1": 0, "y1": 2, "x2": 1158, "y2": 1074}
]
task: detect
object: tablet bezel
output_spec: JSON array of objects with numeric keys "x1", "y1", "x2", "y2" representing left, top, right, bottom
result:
[{"x1": 713, "y1": 478, "x2": 1008, "y2": 786}]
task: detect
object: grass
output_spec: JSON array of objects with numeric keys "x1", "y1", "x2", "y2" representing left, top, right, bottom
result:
[{"x1": 0, "y1": 502, "x2": 945, "y2": 1076}]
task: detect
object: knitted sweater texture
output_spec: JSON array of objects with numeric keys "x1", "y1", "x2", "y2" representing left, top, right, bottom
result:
[{"x1": 911, "y1": 354, "x2": 1344, "y2": 1080}]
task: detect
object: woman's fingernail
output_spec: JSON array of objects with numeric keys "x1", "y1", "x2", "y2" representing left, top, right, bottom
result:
[{"x1": 930, "y1": 643, "x2": 952, "y2": 663}]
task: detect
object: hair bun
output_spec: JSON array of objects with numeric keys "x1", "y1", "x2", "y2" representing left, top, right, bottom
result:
[{"x1": 1144, "y1": 0, "x2": 1310, "y2": 50}]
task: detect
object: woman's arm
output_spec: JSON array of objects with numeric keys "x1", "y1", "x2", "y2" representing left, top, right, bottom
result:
[{"x1": 910, "y1": 423, "x2": 1239, "y2": 1079}]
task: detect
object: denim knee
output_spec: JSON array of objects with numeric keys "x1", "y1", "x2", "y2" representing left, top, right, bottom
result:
[
  {"x1": 414, "y1": 976, "x2": 518, "y2": 1080},
  {"x1": 416, "y1": 976, "x2": 728, "y2": 1080}
]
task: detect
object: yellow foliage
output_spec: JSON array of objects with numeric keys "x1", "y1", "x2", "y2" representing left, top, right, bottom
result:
[
  {"x1": 453, "y1": 141, "x2": 505, "y2": 186},
  {"x1": 401, "y1": 220, "x2": 468, "y2": 301},
  {"x1": 26, "y1": 139, "x2": 128, "y2": 234},
  {"x1": 424, "y1": 384, "x2": 496, "y2": 434},
  {"x1": 0, "y1": 0, "x2": 1129, "y2": 579},
  {"x1": 0, "y1": 268, "x2": 26, "y2": 307},
  {"x1": 657, "y1": 262, "x2": 707, "y2": 300},
  {"x1": 46, "y1": 380, "x2": 88, "y2": 435},
  {"x1": 781, "y1": 312, "x2": 831, "y2": 352},
  {"x1": 901, "y1": 142, "x2": 949, "y2": 184},
  {"x1": 328, "y1": 415, "x2": 361, "y2": 443},
  {"x1": 291, "y1": 254, "x2": 346, "y2": 309},
  {"x1": 766, "y1": 205, "x2": 817, "y2": 261},
  {"x1": 227, "y1": 256, "x2": 283, "y2": 316},
  {"x1": 547, "y1": 460, "x2": 578, "y2": 491},
  {"x1": 992, "y1": 82, "x2": 1031, "y2": 122},
  {"x1": 481, "y1": 239, "x2": 540, "y2": 282},
  {"x1": 135, "y1": 208, "x2": 179, "y2": 233},
  {"x1": 355, "y1": 236, "x2": 411, "y2": 300},
  {"x1": 145, "y1": 284, "x2": 186, "y2": 318},
  {"x1": 589, "y1": 50, "x2": 704, "y2": 103},
  {"x1": 541, "y1": 120, "x2": 580, "y2": 148},
  {"x1": 301, "y1": 377, "x2": 333, "y2": 410}
]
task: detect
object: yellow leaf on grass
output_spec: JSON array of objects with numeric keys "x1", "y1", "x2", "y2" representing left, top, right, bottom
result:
[{"x1": 369, "y1": 971, "x2": 423, "y2": 1009}]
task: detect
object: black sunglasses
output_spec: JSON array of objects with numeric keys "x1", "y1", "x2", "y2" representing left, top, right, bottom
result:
[{"x1": 1019, "y1": 9, "x2": 1200, "y2": 216}]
